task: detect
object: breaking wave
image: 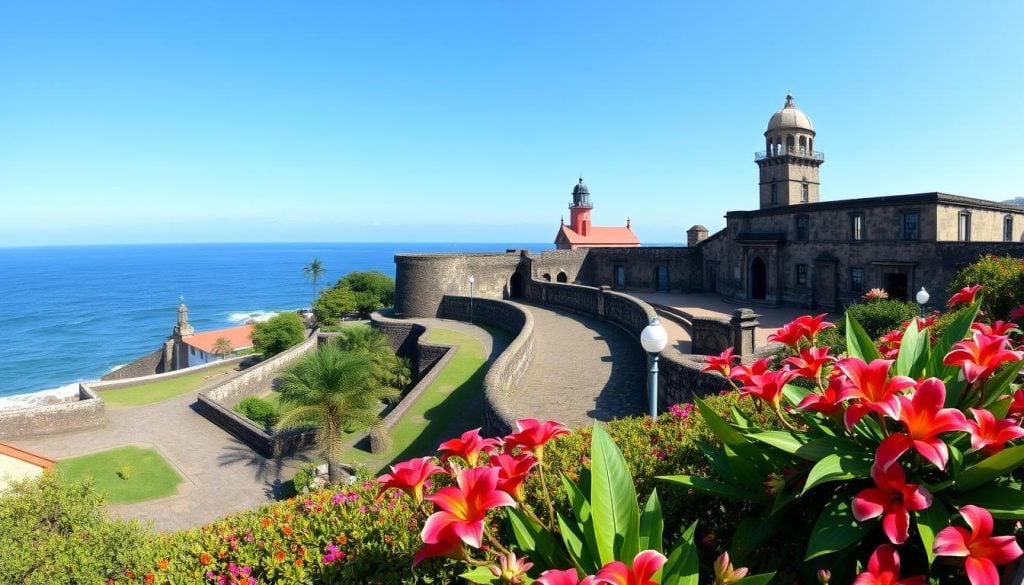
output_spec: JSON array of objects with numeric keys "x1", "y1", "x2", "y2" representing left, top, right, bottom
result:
[{"x1": 0, "y1": 382, "x2": 83, "y2": 411}]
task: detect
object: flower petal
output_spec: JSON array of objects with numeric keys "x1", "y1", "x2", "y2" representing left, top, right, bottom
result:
[
  {"x1": 631, "y1": 550, "x2": 668, "y2": 583},
  {"x1": 964, "y1": 556, "x2": 1000, "y2": 585},
  {"x1": 933, "y1": 526, "x2": 970, "y2": 557},
  {"x1": 852, "y1": 488, "x2": 887, "y2": 521},
  {"x1": 882, "y1": 507, "x2": 911, "y2": 544}
]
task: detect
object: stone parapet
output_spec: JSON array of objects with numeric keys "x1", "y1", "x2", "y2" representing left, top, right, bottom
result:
[{"x1": 0, "y1": 385, "x2": 105, "y2": 440}]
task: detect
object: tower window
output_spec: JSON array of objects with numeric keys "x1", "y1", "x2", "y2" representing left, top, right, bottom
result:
[
  {"x1": 851, "y1": 268, "x2": 865, "y2": 293},
  {"x1": 796, "y1": 216, "x2": 809, "y2": 240},
  {"x1": 1005, "y1": 215, "x2": 1014, "y2": 242},
  {"x1": 770, "y1": 182, "x2": 778, "y2": 204},
  {"x1": 796, "y1": 264, "x2": 808, "y2": 286},
  {"x1": 801, "y1": 181, "x2": 809, "y2": 202},
  {"x1": 958, "y1": 211, "x2": 971, "y2": 242},
  {"x1": 851, "y1": 214, "x2": 865, "y2": 241},
  {"x1": 903, "y1": 212, "x2": 919, "y2": 240}
]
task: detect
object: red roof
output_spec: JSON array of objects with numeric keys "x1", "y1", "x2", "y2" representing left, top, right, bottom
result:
[
  {"x1": 556, "y1": 225, "x2": 641, "y2": 248},
  {"x1": 183, "y1": 324, "x2": 254, "y2": 354},
  {"x1": 0, "y1": 442, "x2": 55, "y2": 470}
]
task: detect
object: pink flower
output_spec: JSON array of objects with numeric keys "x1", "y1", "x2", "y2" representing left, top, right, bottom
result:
[
  {"x1": 972, "y1": 320, "x2": 1020, "y2": 337},
  {"x1": 769, "y1": 313, "x2": 835, "y2": 347},
  {"x1": 668, "y1": 403, "x2": 694, "y2": 420},
  {"x1": 966, "y1": 408, "x2": 1024, "y2": 454},
  {"x1": 852, "y1": 463, "x2": 932, "y2": 544},
  {"x1": 712, "y1": 551, "x2": 748, "y2": 584},
  {"x1": 536, "y1": 569, "x2": 586, "y2": 585},
  {"x1": 378, "y1": 456, "x2": 446, "y2": 504},
  {"x1": 728, "y1": 357, "x2": 771, "y2": 387},
  {"x1": 422, "y1": 466, "x2": 516, "y2": 548},
  {"x1": 738, "y1": 367, "x2": 797, "y2": 410},
  {"x1": 767, "y1": 321, "x2": 805, "y2": 348},
  {"x1": 412, "y1": 524, "x2": 465, "y2": 567},
  {"x1": 588, "y1": 550, "x2": 667, "y2": 585},
  {"x1": 1010, "y1": 389, "x2": 1024, "y2": 419},
  {"x1": 852, "y1": 544, "x2": 925, "y2": 585},
  {"x1": 874, "y1": 378, "x2": 968, "y2": 470},
  {"x1": 878, "y1": 329, "x2": 903, "y2": 359},
  {"x1": 796, "y1": 375, "x2": 847, "y2": 417},
  {"x1": 488, "y1": 551, "x2": 534, "y2": 584},
  {"x1": 503, "y1": 418, "x2": 571, "y2": 460},
  {"x1": 701, "y1": 347, "x2": 739, "y2": 377},
  {"x1": 944, "y1": 332, "x2": 1023, "y2": 385},
  {"x1": 836, "y1": 358, "x2": 915, "y2": 429},
  {"x1": 948, "y1": 284, "x2": 984, "y2": 308},
  {"x1": 437, "y1": 428, "x2": 500, "y2": 467},
  {"x1": 1011, "y1": 304, "x2": 1024, "y2": 322},
  {"x1": 321, "y1": 544, "x2": 345, "y2": 565},
  {"x1": 488, "y1": 452, "x2": 539, "y2": 501},
  {"x1": 934, "y1": 505, "x2": 1023, "y2": 585},
  {"x1": 785, "y1": 346, "x2": 835, "y2": 380}
]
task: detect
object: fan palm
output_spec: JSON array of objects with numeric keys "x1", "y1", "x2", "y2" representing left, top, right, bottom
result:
[
  {"x1": 212, "y1": 337, "x2": 234, "y2": 360},
  {"x1": 302, "y1": 259, "x2": 327, "y2": 309},
  {"x1": 334, "y1": 326, "x2": 412, "y2": 388},
  {"x1": 275, "y1": 344, "x2": 399, "y2": 483}
]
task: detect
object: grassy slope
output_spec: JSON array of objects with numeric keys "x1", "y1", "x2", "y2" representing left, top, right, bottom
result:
[
  {"x1": 56, "y1": 445, "x2": 182, "y2": 504},
  {"x1": 100, "y1": 362, "x2": 240, "y2": 407}
]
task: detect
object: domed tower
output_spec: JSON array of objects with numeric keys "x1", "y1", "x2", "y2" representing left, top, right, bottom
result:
[
  {"x1": 569, "y1": 177, "x2": 593, "y2": 236},
  {"x1": 755, "y1": 93, "x2": 824, "y2": 209}
]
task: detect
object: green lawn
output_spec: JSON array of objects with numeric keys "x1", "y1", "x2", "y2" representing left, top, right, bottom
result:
[
  {"x1": 319, "y1": 321, "x2": 370, "y2": 333},
  {"x1": 57, "y1": 446, "x2": 183, "y2": 504},
  {"x1": 101, "y1": 362, "x2": 240, "y2": 407}
]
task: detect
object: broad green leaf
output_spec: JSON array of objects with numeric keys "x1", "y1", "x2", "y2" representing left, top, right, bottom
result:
[
  {"x1": 915, "y1": 500, "x2": 948, "y2": 567},
  {"x1": 695, "y1": 397, "x2": 771, "y2": 486},
  {"x1": 895, "y1": 320, "x2": 924, "y2": 377},
  {"x1": 749, "y1": 432, "x2": 864, "y2": 462},
  {"x1": 782, "y1": 382, "x2": 812, "y2": 407},
  {"x1": 805, "y1": 497, "x2": 872, "y2": 560},
  {"x1": 731, "y1": 405, "x2": 752, "y2": 428},
  {"x1": 590, "y1": 423, "x2": 640, "y2": 564},
  {"x1": 639, "y1": 489, "x2": 664, "y2": 553},
  {"x1": 846, "y1": 313, "x2": 882, "y2": 362},
  {"x1": 659, "y1": 474, "x2": 764, "y2": 502},
  {"x1": 734, "y1": 575, "x2": 776, "y2": 585},
  {"x1": 697, "y1": 441, "x2": 735, "y2": 480},
  {"x1": 660, "y1": 521, "x2": 698, "y2": 585},
  {"x1": 982, "y1": 360, "x2": 1024, "y2": 409},
  {"x1": 507, "y1": 507, "x2": 568, "y2": 572},
  {"x1": 562, "y1": 473, "x2": 600, "y2": 566},
  {"x1": 558, "y1": 511, "x2": 598, "y2": 574},
  {"x1": 729, "y1": 513, "x2": 785, "y2": 560},
  {"x1": 460, "y1": 566, "x2": 501, "y2": 584},
  {"x1": 955, "y1": 444, "x2": 1024, "y2": 492},
  {"x1": 951, "y1": 484, "x2": 1024, "y2": 519},
  {"x1": 802, "y1": 453, "x2": 873, "y2": 495}
]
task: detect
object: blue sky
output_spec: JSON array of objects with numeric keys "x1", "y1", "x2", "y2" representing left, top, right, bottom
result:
[{"x1": 1, "y1": 1, "x2": 1021, "y2": 246}]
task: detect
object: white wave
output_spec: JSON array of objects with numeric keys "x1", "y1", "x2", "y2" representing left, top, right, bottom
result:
[
  {"x1": 106, "y1": 363, "x2": 127, "y2": 373},
  {"x1": 0, "y1": 382, "x2": 84, "y2": 411},
  {"x1": 227, "y1": 310, "x2": 279, "y2": 323}
]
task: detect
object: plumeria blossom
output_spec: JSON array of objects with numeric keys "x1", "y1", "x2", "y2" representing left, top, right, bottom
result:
[
  {"x1": 785, "y1": 346, "x2": 834, "y2": 380},
  {"x1": 948, "y1": 284, "x2": 984, "y2": 308},
  {"x1": 377, "y1": 456, "x2": 446, "y2": 504},
  {"x1": 701, "y1": 347, "x2": 739, "y2": 377},
  {"x1": 587, "y1": 550, "x2": 667, "y2": 585},
  {"x1": 797, "y1": 375, "x2": 847, "y2": 417},
  {"x1": 943, "y1": 332, "x2": 1023, "y2": 385},
  {"x1": 503, "y1": 418, "x2": 571, "y2": 460},
  {"x1": 934, "y1": 505, "x2": 1023, "y2": 585},
  {"x1": 874, "y1": 378, "x2": 968, "y2": 470},
  {"x1": 836, "y1": 358, "x2": 915, "y2": 429},
  {"x1": 738, "y1": 366, "x2": 797, "y2": 410},
  {"x1": 712, "y1": 551, "x2": 749, "y2": 584},
  {"x1": 852, "y1": 463, "x2": 932, "y2": 544},
  {"x1": 966, "y1": 408, "x2": 1024, "y2": 454},
  {"x1": 535, "y1": 568, "x2": 586, "y2": 585},
  {"x1": 971, "y1": 320, "x2": 1020, "y2": 337},
  {"x1": 422, "y1": 466, "x2": 516, "y2": 549},
  {"x1": 852, "y1": 544, "x2": 925, "y2": 585},
  {"x1": 437, "y1": 428, "x2": 500, "y2": 467},
  {"x1": 488, "y1": 452, "x2": 539, "y2": 501}
]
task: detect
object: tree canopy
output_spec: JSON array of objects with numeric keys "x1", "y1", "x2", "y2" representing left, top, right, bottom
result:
[{"x1": 251, "y1": 312, "x2": 306, "y2": 356}]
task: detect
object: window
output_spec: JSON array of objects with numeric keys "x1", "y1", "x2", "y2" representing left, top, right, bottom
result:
[
  {"x1": 851, "y1": 268, "x2": 865, "y2": 292},
  {"x1": 190, "y1": 347, "x2": 195, "y2": 356},
  {"x1": 903, "y1": 212, "x2": 919, "y2": 240},
  {"x1": 851, "y1": 214, "x2": 864, "y2": 241},
  {"x1": 796, "y1": 264, "x2": 808, "y2": 286},
  {"x1": 801, "y1": 181, "x2": 809, "y2": 202},
  {"x1": 958, "y1": 211, "x2": 971, "y2": 242},
  {"x1": 770, "y1": 182, "x2": 778, "y2": 204},
  {"x1": 796, "y1": 216, "x2": 809, "y2": 240},
  {"x1": 1005, "y1": 215, "x2": 1014, "y2": 242}
]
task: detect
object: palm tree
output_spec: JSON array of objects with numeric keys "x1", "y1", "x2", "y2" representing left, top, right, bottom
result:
[
  {"x1": 334, "y1": 326, "x2": 412, "y2": 389},
  {"x1": 302, "y1": 259, "x2": 327, "y2": 309},
  {"x1": 212, "y1": 337, "x2": 234, "y2": 360},
  {"x1": 275, "y1": 344, "x2": 400, "y2": 483}
]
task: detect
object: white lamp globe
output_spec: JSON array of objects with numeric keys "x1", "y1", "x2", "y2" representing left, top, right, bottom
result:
[
  {"x1": 916, "y1": 287, "x2": 930, "y2": 306},
  {"x1": 640, "y1": 318, "x2": 669, "y2": 354}
]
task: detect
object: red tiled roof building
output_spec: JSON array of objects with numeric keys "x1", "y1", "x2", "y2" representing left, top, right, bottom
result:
[{"x1": 554, "y1": 178, "x2": 640, "y2": 250}]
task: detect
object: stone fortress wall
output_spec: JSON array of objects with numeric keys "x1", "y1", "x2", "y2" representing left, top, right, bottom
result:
[
  {"x1": 0, "y1": 385, "x2": 105, "y2": 440},
  {"x1": 102, "y1": 347, "x2": 166, "y2": 380}
]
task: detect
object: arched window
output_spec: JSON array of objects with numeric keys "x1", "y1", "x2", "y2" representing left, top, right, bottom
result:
[
  {"x1": 786, "y1": 135, "x2": 795, "y2": 151},
  {"x1": 770, "y1": 181, "x2": 778, "y2": 204},
  {"x1": 801, "y1": 180, "x2": 809, "y2": 202},
  {"x1": 1004, "y1": 215, "x2": 1014, "y2": 242},
  {"x1": 542, "y1": 273, "x2": 551, "y2": 281},
  {"x1": 958, "y1": 211, "x2": 972, "y2": 242},
  {"x1": 556, "y1": 271, "x2": 568, "y2": 283},
  {"x1": 798, "y1": 136, "x2": 807, "y2": 155}
]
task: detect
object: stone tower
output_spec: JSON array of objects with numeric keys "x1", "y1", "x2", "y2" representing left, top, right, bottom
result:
[
  {"x1": 687, "y1": 225, "x2": 708, "y2": 247},
  {"x1": 755, "y1": 93, "x2": 824, "y2": 209},
  {"x1": 569, "y1": 177, "x2": 593, "y2": 237},
  {"x1": 173, "y1": 297, "x2": 194, "y2": 337}
]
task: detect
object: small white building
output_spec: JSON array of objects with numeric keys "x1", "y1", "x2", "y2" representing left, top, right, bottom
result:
[{"x1": 180, "y1": 324, "x2": 255, "y2": 367}]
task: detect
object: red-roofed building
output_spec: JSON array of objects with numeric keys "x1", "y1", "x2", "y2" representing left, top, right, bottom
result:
[
  {"x1": 181, "y1": 324, "x2": 255, "y2": 366},
  {"x1": 554, "y1": 178, "x2": 640, "y2": 250}
]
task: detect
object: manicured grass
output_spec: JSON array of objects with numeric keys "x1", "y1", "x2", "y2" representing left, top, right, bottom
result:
[
  {"x1": 101, "y1": 362, "x2": 240, "y2": 407},
  {"x1": 57, "y1": 446, "x2": 182, "y2": 504},
  {"x1": 319, "y1": 321, "x2": 370, "y2": 333}
]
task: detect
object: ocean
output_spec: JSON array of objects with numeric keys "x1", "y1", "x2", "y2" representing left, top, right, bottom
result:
[{"x1": 0, "y1": 242, "x2": 548, "y2": 407}]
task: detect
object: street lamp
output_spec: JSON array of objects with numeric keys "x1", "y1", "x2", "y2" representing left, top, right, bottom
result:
[
  {"x1": 468, "y1": 276, "x2": 475, "y2": 324},
  {"x1": 915, "y1": 287, "x2": 930, "y2": 319},
  {"x1": 640, "y1": 317, "x2": 669, "y2": 419}
]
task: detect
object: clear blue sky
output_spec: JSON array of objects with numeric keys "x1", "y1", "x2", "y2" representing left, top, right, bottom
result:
[{"x1": 1, "y1": 1, "x2": 1021, "y2": 246}]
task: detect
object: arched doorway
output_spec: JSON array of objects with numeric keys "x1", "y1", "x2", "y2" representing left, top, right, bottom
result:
[
  {"x1": 509, "y1": 272, "x2": 525, "y2": 298},
  {"x1": 556, "y1": 271, "x2": 568, "y2": 283},
  {"x1": 750, "y1": 257, "x2": 767, "y2": 300},
  {"x1": 542, "y1": 273, "x2": 551, "y2": 282}
]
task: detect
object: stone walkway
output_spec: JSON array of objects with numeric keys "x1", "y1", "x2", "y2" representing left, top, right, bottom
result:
[{"x1": 513, "y1": 303, "x2": 646, "y2": 428}]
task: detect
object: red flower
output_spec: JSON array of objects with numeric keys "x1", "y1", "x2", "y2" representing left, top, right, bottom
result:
[
  {"x1": 852, "y1": 463, "x2": 932, "y2": 545},
  {"x1": 536, "y1": 568, "x2": 586, "y2": 585},
  {"x1": 1010, "y1": 389, "x2": 1024, "y2": 419},
  {"x1": 797, "y1": 375, "x2": 848, "y2": 417},
  {"x1": 967, "y1": 408, "x2": 1024, "y2": 454},
  {"x1": 878, "y1": 329, "x2": 903, "y2": 359},
  {"x1": 874, "y1": 378, "x2": 968, "y2": 470},
  {"x1": 785, "y1": 346, "x2": 834, "y2": 380},
  {"x1": 767, "y1": 322, "x2": 805, "y2": 348},
  {"x1": 728, "y1": 357, "x2": 770, "y2": 387},
  {"x1": 1010, "y1": 304, "x2": 1024, "y2": 321},
  {"x1": 488, "y1": 452, "x2": 538, "y2": 501},
  {"x1": 948, "y1": 284, "x2": 984, "y2": 308},
  {"x1": 503, "y1": 418, "x2": 571, "y2": 460},
  {"x1": 422, "y1": 466, "x2": 516, "y2": 548},
  {"x1": 437, "y1": 428, "x2": 500, "y2": 467},
  {"x1": 972, "y1": 320, "x2": 1020, "y2": 337},
  {"x1": 738, "y1": 367, "x2": 797, "y2": 410},
  {"x1": 934, "y1": 505, "x2": 1023, "y2": 585},
  {"x1": 852, "y1": 544, "x2": 925, "y2": 585},
  {"x1": 836, "y1": 358, "x2": 915, "y2": 429},
  {"x1": 943, "y1": 332, "x2": 1023, "y2": 385},
  {"x1": 413, "y1": 524, "x2": 466, "y2": 567},
  {"x1": 199, "y1": 552, "x2": 212, "y2": 566},
  {"x1": 588, "y1": 550, "x2": 667, "y2": 585},
  {"x1": 378, "y1": 456, "x2": 446, "y2": 504},
  {"x1": 768, "y1": 314, "x2": 834, "y2": 347},
  {"x1": 701, "y1": 347, "x2": 738, "y2": 377}
]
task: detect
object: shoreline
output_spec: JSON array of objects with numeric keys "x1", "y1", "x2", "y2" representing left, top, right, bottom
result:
[{"x1": 0, "y1": 382, "x2": 87, "y2": 411}]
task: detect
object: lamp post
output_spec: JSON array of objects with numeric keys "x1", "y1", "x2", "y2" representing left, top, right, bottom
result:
[
  {"x1": 468, "y1": 276, "x2": 475, "y2": 324},
  {"x1": 915, "y1": 287, "x2": 930, "y2": 319},
  {"x1": 640, "y1": 317, "x2": 669, "y2": 419}
]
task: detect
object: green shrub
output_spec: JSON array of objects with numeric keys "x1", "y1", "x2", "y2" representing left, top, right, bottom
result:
[
  {"x1": 252, "y1": 312, "x2": 306, "y2": 356},
  {"x1": 837, "y1": 298, "x2": 918, "y2": 339},
  {"x1": 313, "y1": 286, "x2": 357, "y2": 326},
  {"x1": 338, "y1": 270, "x2": 395, "y2": 314},
  {"x1": 235, "y1": 396, "x2": 280, "y2": 428},
  {"x1": 949, "y1": 253, "x2": 1024, "y2": 320}
]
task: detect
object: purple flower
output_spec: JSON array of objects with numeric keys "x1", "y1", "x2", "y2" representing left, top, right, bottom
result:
[{"x1": 322, "y1": 544, "x2": 346, "y2": 565}]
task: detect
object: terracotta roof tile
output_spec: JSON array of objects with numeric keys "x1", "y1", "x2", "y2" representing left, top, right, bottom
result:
[
  {"x1": 183, "y1": 324, "x2": 254, "y2": 354},
  {"x1": 0, "y1": 442, "x2": 55, "y2": 470},
  {"x1": 558, "y1": 225, "x2": 640, "y2": 247}
]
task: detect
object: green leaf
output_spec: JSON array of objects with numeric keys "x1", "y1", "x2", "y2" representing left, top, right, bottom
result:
[
  {"x1": 561, "y1": 473, "x2": 600, "y2": 568},
  {"x1": 895, "y1": 320, "x2": 925, "y2": 377},
  {"x1": 660, "y1": 521, "x2": 699, "y2": 585},
  {"x1": 805, "y1": 496, "x2": 872, "y2": 560},
  {"x1": 507, "y1": 508, "x2": 568, "y2": 572},
  {"x1": 801, "y1": 453, "x2": 873, "y2": 495},
  {"x1": 845, "y1": 312, "x2": 882, "y2": 362},
  {"x1": 749, "y1": 432, "x2": 864, "y2": 462},
  {"x1": 694, "y1": 397, "x2": 771, "y2": 486},
  {"x1": 590, "y1": 423, "x2": 640, "y2": 565},
  {"x1": 734, "y1": 575, "x2": 776, "y2": 585},
  {"x1": 659, "y1": 474, "x2": 764, "y2": 502},
  {"x1": 460, "y1": 566, "x2": 501, "y2": 584},
  {"x1": 955, "y1": 444, "x2": 1024, "y2": 492},
  {"x1": 729, "y1": 513, "x2": 785, "y2": 559},
  {"x1": 931, "y1": 301, "x2": 981, "y2": 379},
  {"x1": 915, "y1": 500, "x2": 948, "y2": 567},
  {"x1": 982, "y1": 360, "x2": 1024, "y2": 409},
  {"x1": 951, "y1": 484, "x2": 1024, "y2": 519},
  {"x1": 782, "y1": 382, "x2": 812, "y2": 407},
  {"x1": 558, "y1": 511, "x2": 597, "y2": 574},
  {"x1": 639, "y1": 489, "x2": 664, "y2": 554},
  {"x1": 731, "y1": 405, "x2": 753, "y2": 429}
]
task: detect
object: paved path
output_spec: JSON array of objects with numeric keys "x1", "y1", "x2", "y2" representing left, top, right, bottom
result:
[{"x1": 514, "y1": 303, "x2": 646, "y2": 428}]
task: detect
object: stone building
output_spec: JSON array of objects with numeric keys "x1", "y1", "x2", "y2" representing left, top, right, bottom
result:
[{"x1": 554, "y1": 178, "x2": 640, "y2": 250}]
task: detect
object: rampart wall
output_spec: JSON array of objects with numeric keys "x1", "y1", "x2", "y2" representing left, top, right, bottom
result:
[
  {"x1": 394, "y1": 252, "x2": 523, "y2": 317},
  {"x1": 102, "y1": 347, "x2": 166, "y2": 380},
  {"x1": 0, "y1": 385, "x2": 105, "y2": 439}
]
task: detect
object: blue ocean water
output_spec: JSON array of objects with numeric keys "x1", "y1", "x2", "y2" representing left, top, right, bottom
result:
[{"x1": 0, "y1": 242, "x2": 548, "y2": 401}]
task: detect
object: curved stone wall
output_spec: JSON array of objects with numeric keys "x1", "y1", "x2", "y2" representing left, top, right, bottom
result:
[{"x1": 395, "y1": 252, "x2": 522, "y2": 318}]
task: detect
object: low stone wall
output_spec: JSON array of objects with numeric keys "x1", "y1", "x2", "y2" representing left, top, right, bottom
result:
[
  {"x1": 102, "y1": 347, "x2": 166, "y2": 380},
  {"x1": 691, "y1": 316, "x2": 732, "y2": 356},
  {"x1": 370, "y1": 343, "x2": 455, "y2": 453},
  {"x1": 88, "y1": 356, "x2": 249, "y2": 392},
  {"x1": 0, "y1": 385, "x2": 105, "y2": 440},
  {"x1": 202, "y1": 333, "x2": 320, "y2": 409},
  {"x1": 370, "y1": 311, "x2": 449, "y2": 377}
]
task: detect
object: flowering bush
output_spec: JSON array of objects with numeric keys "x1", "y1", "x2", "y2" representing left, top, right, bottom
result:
[
  {"x1": 950, "y1": 254, "x2": 1024, "y2": 321},
  {"x1": 863, "y1": 288, "x2": 890, "y2": 301},
  {"x1": 687, "y1": 290, "x2": 1024, "y2": 583}
]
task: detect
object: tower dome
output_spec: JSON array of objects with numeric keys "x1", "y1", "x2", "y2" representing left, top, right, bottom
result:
[
  {"x1": 766, "y1": 93, "x2": 815, "y2": 133},
  {"x1": 756, "y1": 93, "x2": 824, "y2": 209},
  {"x1": 571, "y1": 177, "x2": 592, "y2": 208}
]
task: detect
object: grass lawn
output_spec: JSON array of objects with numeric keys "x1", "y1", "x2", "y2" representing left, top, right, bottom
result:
[
  {"x1": 57, "y1": 446, "x2": 183, "y2": 504},
  {"x1": 101, "y1": 362, "x2": 240, "y2": 407},
  {"x1": 319, "y1": 320, "x2": 370, "y2": 333},
  {"x1": 347, "y1": 326, "x2": 506, "y2": 474}
]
